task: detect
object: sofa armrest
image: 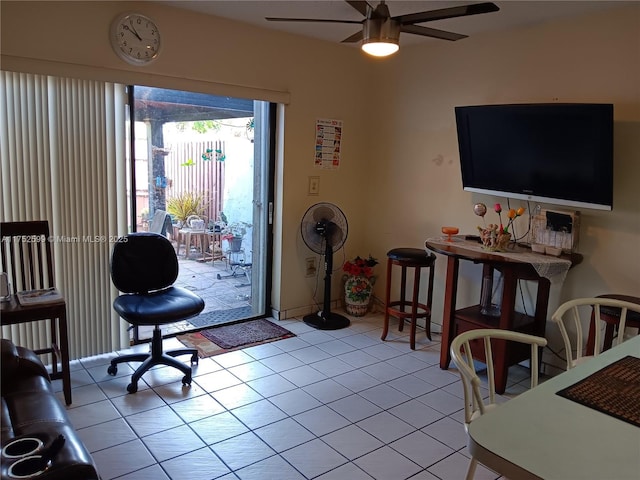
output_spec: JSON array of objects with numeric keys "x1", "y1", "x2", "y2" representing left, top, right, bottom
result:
[{"x1": 1, "y1": 338, "x2": 50, "y2": 391}]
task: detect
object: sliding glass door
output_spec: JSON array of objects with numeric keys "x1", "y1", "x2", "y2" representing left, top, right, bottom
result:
[{"x1": 127, "y1": 86, "x2": 273, "y2": 339}]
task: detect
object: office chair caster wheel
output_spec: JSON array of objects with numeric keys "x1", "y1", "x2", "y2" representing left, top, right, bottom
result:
[
  {"x1": 126, "y1": 382, "x2": 138, "y2": 394},
  {"x1": 217, "y1": 273, "x2": 222, "y2": 280},
  {"x1": 182, "y1": 375, "x2": 192, "y2": 386},
  {"x1": 107, "y1": 364, "x2": 117, "y2": 376},
  {"x1": 190, "y1": 353, "x2": 199, "y2": 365}
]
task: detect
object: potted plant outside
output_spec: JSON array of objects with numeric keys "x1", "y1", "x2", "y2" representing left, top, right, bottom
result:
[
  {"x1": 221, "y1": 221, "x2": 252, "y2": 252},
  {"x1": 166, "y1": 191, "x2": 206, "y2": 227}
]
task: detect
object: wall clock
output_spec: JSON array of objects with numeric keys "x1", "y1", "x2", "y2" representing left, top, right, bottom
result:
[{"x1": 110, "y1": 13, "x2": 161, "y2": 66}]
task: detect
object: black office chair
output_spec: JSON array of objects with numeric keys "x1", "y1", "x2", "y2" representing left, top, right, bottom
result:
[{"x1": 107, "y1": 232, "x2": 204, "y2": 393}]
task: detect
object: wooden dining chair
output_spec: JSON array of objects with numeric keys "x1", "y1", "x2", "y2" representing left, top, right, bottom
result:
[
  {"x1": 551, "y1": 297, "x2": 640, "y2": 370},
  {"x1": 0, "y1": 220, "x2": 72, "y2": 404},
  {"x1": 450, "y1": 329, "x2": 547, "y2": 480}
]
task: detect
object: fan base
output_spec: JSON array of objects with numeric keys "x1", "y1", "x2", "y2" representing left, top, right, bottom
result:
[{"x1": 303, "y1": 311, "x2": 350, "y2": 330}]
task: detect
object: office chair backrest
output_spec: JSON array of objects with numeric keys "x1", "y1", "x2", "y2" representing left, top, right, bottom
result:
[{"x1": 110, "y1": 232, "x2": 178, "y2": 294}]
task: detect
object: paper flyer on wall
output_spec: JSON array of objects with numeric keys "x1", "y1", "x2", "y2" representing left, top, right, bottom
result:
[{"x1": 314, "y1": 119, "x2": 342, "y2": 169}]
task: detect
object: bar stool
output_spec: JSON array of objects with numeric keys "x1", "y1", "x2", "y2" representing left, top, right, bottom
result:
[
  {"x1": 382, "y1": 248, "x2": 436, "y2": 349},
  {"x1": 586, "y1": 293, "x2": 640, "y2": 355}
]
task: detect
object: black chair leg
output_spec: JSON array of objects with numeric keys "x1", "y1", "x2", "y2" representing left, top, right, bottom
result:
[{"x1": 107, "y1": 326, "x2": 198, "y2": 393}]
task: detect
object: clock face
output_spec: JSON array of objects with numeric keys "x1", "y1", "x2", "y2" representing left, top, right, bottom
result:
[{"x1": 111, "y1": 13, "x2": 161, "y2": 65}]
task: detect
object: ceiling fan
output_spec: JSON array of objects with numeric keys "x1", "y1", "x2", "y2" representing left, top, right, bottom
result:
[{"x1": 266, "y1": 1, "x2": 500, "y2": 57}]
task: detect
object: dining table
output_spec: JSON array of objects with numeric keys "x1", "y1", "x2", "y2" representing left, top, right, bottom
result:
[{"x1": 467, "y1": 335, "x2": 640, "y2": 480}]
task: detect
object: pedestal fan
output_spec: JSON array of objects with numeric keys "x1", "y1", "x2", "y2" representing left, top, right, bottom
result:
[{"x1": 300, "y1": 202, "x2": 350, "y2": 330}]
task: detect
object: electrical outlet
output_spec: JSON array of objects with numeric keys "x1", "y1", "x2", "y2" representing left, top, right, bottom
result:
[{"x1": 305, "y1": 257, "x2": 317, "y2": 277}]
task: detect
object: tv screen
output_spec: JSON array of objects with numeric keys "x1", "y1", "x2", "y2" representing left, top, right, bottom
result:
[{"x1": 455, "y1": 103, "x2": 614, "y2": 211}]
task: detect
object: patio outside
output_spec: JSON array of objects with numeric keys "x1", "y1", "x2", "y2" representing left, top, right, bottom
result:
[{"x1": 137, "y1": 247, "x2": 253, "y2": 340}]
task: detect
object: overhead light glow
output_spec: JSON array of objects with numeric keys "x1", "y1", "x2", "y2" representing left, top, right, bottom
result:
[{"x1": 361, "y1": 41, "x2": 399, "y2": 57}]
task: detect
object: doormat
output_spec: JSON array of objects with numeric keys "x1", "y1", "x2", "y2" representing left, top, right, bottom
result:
[
  {"x1": 177, "y1": 319, "x2": 295, "y2": 358},
  {"x1": 188, "y1": 306, "x2": 254, "y2": 328}
]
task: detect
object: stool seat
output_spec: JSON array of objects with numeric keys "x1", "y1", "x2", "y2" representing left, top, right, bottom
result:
[
  {"x1": 382, "y1": 248, "x2": 436, "y2": 350},
  {"x1": 596, "y1": 294, "x2": 640, "y2": 323},
  {"x1": 387, "y1": 248, "x2": 435, "y2": 265},
  {"x1": 587, "y1": 294, "x2": 640, "y2": 355}
]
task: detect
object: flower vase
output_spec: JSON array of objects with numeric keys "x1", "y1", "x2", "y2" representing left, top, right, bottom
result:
[
  {"x1": 344, "y1": 275, "x2": 375, "y2": 317},
  {"x1": 479, "y1": 228, "x2": 512, "y2": 252}
]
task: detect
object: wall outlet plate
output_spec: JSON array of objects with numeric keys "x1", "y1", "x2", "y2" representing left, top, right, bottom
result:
[
  {"x1": 305, "y1": 257, "x2": 317, "y2": 277},
  {"x1": 308, "y1": 176, "x2": 320, "y2": 195}
]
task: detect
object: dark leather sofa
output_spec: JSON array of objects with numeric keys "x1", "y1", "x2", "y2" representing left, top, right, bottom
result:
[{"x1": 1, "y1": 339, "x2": 99, "y2": 479}]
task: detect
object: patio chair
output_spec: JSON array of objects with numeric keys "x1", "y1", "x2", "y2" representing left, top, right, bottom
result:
[
  {"x1": 107, "y1": 232, "x2": 204, "y2": 393},
  {"x1": 147, "y1": 209, "x2": 170, "y2": 235}
]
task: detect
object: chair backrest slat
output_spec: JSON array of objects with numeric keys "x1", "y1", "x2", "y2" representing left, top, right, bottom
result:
[
  {"x1": 0, "y1": 221, "x2": 54, "y2": 294},
  {"x1": 450, "y1": 329, "x2": 547, "y2": 426},
  {"x1": 552, "y1": 297, "x2": 640, "y2": 369}
]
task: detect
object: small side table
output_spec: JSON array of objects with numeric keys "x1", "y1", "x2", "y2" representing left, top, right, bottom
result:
[{"x1": 177, "y1": 228, "x2": 209, "y2": 260}]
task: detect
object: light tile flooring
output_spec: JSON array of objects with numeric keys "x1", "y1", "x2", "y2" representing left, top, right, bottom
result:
[{"x1": 55, "y1": 314, "x2": 525, "y2": 480}]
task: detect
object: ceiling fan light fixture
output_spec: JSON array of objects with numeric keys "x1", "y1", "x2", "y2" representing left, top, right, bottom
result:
[
  {"x1": 361, "y1": 18, "x2": 400, "y2": 57},
  {"x1": 362, "y1": 40, "x2": 399, "y2": 57}
]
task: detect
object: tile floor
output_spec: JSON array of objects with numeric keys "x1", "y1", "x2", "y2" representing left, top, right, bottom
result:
[{"x1": 55, "y1": 314, "x2": 526, "y2": 480}]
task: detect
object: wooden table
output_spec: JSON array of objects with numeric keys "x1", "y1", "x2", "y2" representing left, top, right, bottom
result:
[
  {"x1": 467, "y1": 335, "x2": 640, "y2": 480},
  {"x1": 1, "y1": 295, "x2": 72, "y2": 405},
  {"x1": 426, "y1": 236, "x2": 580, "y2": 394}
]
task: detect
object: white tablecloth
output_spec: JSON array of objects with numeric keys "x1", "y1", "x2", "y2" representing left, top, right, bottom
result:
[{"x1": 426, "y1": 237, "x2": 572, "y2": 284}]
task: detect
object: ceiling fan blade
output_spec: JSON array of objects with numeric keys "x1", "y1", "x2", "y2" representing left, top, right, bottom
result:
[
  {"x1": 345, "y1": 1, "x2": 371, "y2": 17},
  {"x1": 394, "y1": 2, "x2": 499, "y2": 25},
  {"x1": 401, "y1": 24, "x2": 467, "y2": 41},
  {"x1": 341, "y1": 30, "x2": 364, "y2": 43},
  {"x1": 265, "y1": 17, "x2": 362, "y2": 24},
  {"x1": 264, "y1": 17, "x2": 362, "y2": 25}
]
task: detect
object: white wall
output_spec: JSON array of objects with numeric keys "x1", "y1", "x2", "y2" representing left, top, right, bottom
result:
[
  {"x1": 364, "y1": 5, "x2": 640, "y2": 369},
  {"x1": 2, "y1": 2, "x2": 638, "y2": 364}
]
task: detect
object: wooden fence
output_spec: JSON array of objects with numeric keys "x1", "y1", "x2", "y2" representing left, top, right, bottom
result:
[{"x1": 164, "y1": 140, "x2": 225, "y2": 224}]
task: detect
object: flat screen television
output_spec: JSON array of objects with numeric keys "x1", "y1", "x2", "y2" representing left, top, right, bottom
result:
[{"x1": 455, "y1": 103, "x2": 614, "y2": 211}]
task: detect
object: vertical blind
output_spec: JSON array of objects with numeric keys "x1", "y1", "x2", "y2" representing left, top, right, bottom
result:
[{"x1": 0, "y1": 71, "x2": 129, "y2": 359}]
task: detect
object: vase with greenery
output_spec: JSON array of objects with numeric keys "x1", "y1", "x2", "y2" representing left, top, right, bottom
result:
[{"x1": 342, "y1": 255, "x2": 378, "y2": 317}]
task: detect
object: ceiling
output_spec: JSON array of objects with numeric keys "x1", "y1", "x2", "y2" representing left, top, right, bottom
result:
[{"x1": 159, "y1": 1, "x2": 629, "y2": 48}]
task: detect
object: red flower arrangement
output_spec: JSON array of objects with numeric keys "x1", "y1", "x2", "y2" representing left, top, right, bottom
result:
[{"x1": 343, "y1": 255, "x2": 378, "y2": 279}]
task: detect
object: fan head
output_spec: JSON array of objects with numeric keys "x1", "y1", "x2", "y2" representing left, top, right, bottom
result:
[{"x1": 301, "y1": 202, "x2": 348, "y2": 254}]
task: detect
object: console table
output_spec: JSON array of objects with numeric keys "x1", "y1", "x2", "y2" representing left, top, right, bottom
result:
[{"x1": 426, "y1": 236, "x2": 581, "y2": 394}]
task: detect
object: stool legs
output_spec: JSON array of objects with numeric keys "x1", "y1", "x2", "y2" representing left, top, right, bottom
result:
[
  {"x1": 382, "y1": 257, "x2": 394, "y2": 341},
  {"x1": 410, "y1": 266, "x2": 421, "y2": 350},
  {"x1": 382, "y1": 257, "x2": 433, "y2": 350},
  {"x1": 398, "y1": 265, "x2": 407, "y2": 332}
]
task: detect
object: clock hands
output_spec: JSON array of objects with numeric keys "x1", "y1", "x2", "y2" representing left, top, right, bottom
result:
[{"x1": 124, "y1": 21, "x2": 143, "y2": 42}]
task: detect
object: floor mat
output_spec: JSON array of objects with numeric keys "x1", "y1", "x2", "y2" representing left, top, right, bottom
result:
[
  {"x1": 177, "y1": 318, "x2": 295, "y2": 358},
  {"x1": 188, "y1": 306, "x2": 254, "y2": 328}
]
